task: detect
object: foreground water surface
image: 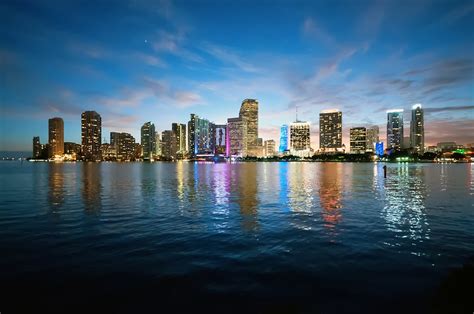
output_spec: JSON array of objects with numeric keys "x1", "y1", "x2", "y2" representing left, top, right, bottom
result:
[{"x1": 0, "y1": 162, "x2": 472, "y2": 313}]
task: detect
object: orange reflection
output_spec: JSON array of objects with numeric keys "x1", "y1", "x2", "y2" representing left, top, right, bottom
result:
[
  {"x1": 319, "y1": 163, "x2": 342, "y2": 229},
  {"x1": 48, "y1": 163, "x2": 65, "y2": 211},
  {"x1": 82, "y1": 163, "x2": 101, "y2": 212},
  {"x1": 238, "y1": 163, "x2": 258, "y2": 231}
]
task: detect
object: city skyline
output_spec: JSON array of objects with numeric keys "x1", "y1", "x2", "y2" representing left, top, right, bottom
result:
[{"x1": 1, "y1": 0, "x2": 473, "y2": 151}]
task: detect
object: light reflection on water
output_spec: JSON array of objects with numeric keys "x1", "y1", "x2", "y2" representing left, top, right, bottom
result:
[{"x1": 1, "y1": 161, "x2": 473, "y2": 312}]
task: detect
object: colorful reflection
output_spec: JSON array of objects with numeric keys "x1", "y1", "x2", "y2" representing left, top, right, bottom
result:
[
  {"x1": 319, "y1": 163, "x2": 343, "y2": 229},
  {"x1": 237, "y1": 163, "x2": 258, "y2": 231}
]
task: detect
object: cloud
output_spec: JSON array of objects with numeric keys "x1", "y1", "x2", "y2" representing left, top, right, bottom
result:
[
  {"x1": 135, "y1": 52, "x2": 167, "y2": 67},
  {"x1": 201, "y1": 43, "x2": 259, "y2": 73},
  {"x1": 152, "y1": 30, "x2": 203, "y2": 63},
  {"x1": 425, "y1": 119, "x2": 474, "y2": 145},
  {"x1": 424, "y1": 105, "x2": 474, "y2": 114},
  {"x1": 440, "y1": 2, "x2": 474, "y2": 25},
  {"x1": 67, "y1": 40, "x2": 108, "y2": 59},
  {"x1": 302, "y1": 17, "x2": 336, "y2": 48},
  {"x1": 142, "y1": 76, "x2": 204, "y2": 108}
]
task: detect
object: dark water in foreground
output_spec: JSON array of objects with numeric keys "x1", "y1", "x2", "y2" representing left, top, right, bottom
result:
[{"x1": 0, "y1": 162, "x2": 473, "y2": 313}]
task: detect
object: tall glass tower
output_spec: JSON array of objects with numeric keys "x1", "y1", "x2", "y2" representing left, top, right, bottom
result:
[
  {"x1": 239, "y1": 99, "x2": 258, "y2": 155},
  {"x1": 410, "y1": 104, "x2": 424, "y2": 153},
  {"x1": 387, "y1": 109, "x2": 404, "y2": 151},
  {"x1": 141, "y1": 121, "x2": 156, "y2": 160},
  {"x1": 279, "y1": 125, "x2": 289, "y2": 153}
]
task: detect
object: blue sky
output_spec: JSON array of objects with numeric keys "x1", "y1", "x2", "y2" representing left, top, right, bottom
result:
[{"x1": 1, "y1": 0, "x2": 473, "y2": 151}]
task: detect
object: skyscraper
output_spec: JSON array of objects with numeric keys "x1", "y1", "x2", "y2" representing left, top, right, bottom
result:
[
  {"x1": 226, "y1": 117, "x2": 247, "y2": 157},
  {"x1": 214, "y1": 124, "x2": 227, "y2": 156},
  {"x1": 279, "y1": 124, "x2": 289, "y2": 153},
  {"x1": 110, "y1": 132, "x2": 136, "y2": 161},
  {"x1": 81, "y1": 111, "x2": 102, "y2": 161},
  {"x1": 387, "y1": 109, "x2": 404, "y2": 151},
  {"x1": 188, "y1": 114, "x2": 212, "y2": 156},
  {"x1": 48, "y1": 117, "x2": 64, "y2": 158},
  {"x1": 141, "y1": 121, "x2": 156, "y2": 160},
  {"x1": 161, "y1": 130, "x2": 177, "y2": 159},
  {"x1": 188, "y1": 114, "x2": 197, "y2": 156},
  {"x1": 239, "y1": 99, "x2": 258, "y2": 156},
  {"x1": 349, "y1": 127, "x2": 367, "y2": 154},
  {"x1": 410, "y1": 104, "x2": 424, "y2": 153},
  {"x1": 366, "y1": 126, "x2": 379, "y2": 152},
  {"x1": 33, "y1": 136, "x2": 41, "y2": 158},
  {"x1": 264, "y1": 140, "x2": 276, "y2": 157},
  {"x1": 319, "y1": 109, "x2": 342, "y2": 151},
  {"x1": 290, "y1": 121, "x2": 311, "y2": 156},
  {"x1": 172, "y1": 123, "x2": 187, "y2": 155}
]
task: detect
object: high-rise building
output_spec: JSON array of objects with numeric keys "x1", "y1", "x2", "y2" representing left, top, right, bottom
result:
[
  {"x1": 141, "y1": 122, "x2": 156, "y2": 160},
  {"x1": 64, "y1": 142, "x2": 81, "y2": 155},
  {"x1": 81, "y1": 111, "x2": 102, "y2": 161},
  {"x1": 376, "y1": 142, "x2": 384, "y2": 156},
  {"x1": 226, "y1": 117, "x2": 247, "y2": 157},
  {"x1": 319, "y1": 109, "x2": 342, "y2": 151},
  {"x1": 48, "y1": 117, "x2": 64, "y2": 158},
  {"x1": 172, "y1": 123, "x2": 187, "y2": 155},
  {"x1": 264, "y1": 140, "x2": 276, "y2": 157},
  {"x1": 213, "y1": 124, "x2": 227, "y2": 156},
  {"x1": 410, "y1": 104, "x2": 424, "y2": 153},
  {"x1": 387, "y1": 109, "x2": 404, "y2": 151},
  {"x1": 239, "y1": 99, "x2": 258, "y2": 156},
  {"x1": 290, "y1": 121, "x2": 311, "y2": 156},
  {"x1": 110, "y1": 132, "x2": 136, "y2": 161},
  {"x1": 188, "y1": 114, "x2": 212, "y2": 156},
  {"x1": 279, "y1": 125, "x2": 289, "y2": 153},
  {"x1": 33, "y1": 136, "x2": 41, "y2": 158},
  {"x1": 350, "y1": 127, "x2": 367, "y2": 154},
  {"x1": 161, "y1": 130, "x2": 177, "y2": 159},
  {"x1": 366, "y1": 126, "x2": 379, "y2": 152},
  {"x1": 155, "y1": 132, "x2": 161, "y2": 157}
]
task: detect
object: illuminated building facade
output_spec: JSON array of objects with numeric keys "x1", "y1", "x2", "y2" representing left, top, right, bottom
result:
[
  {"x1": 366, "y1": 126, "x2": 379, "y2": 152},
  {"x1": 387, "y1": 109, "x2": 404, "y2": 151},
  {"x1": 110, "y1": 132, "x2": 136, "y2": 161},
  {"x1": 48, "y1": 117, "x2": 64, "y2": 158},
  {"x1": 141, "y1": 121, "x2": 156, "y2": 160},
  {"x1": 213, "y1": 124, "x2": 227, "y2": 156},
  {"x1": 290, "y1": 121, "x2": 311, "y2": 156},
  {"x1": 319, "y1": 109, "x2": 342, "y2": 151},
  {"x1": 410, "y1": 104, "x2": 424, "y2": 153},
  {"x1": 239, "y1": 99, "x2": 258, "y2": 156},
  {"x1": 81, "y1": 111, "x2": 102, "y2": 161},
  {"x1": 279, "y1": 124, "x2": 289, "y2": 153},
  {"x1": 33, "y1": 136, "x2": 41, "y2": 158},
  {"x1": 172, "y1": 123, "x2": 187, "y2": 155},
  {"x1": 264, "y1": 140, "x2": 276, "y2": 157},
  {"x1": 226, "y1": 117, "x2": 247, "y2": 157},
  {"x1": 376, "y1": 141, "x2": 384, "y2": 156},
  {"x1": 161, "y1": 130, "x2": 177, "y2": 159},
  {"x1": 350, "y1": 127, "x2": 367, "y2": 154},
  {"x1": 188, "y1": 114, "x2": 212, "y2": 156}
]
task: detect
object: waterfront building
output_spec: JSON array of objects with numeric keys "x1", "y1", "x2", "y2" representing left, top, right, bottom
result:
[
  {"x1": 376, "y1": 141, "x2": 384, "y2": 157},
  {"x1": 386, "y1": 109, "x2": 404, "y2": 151},
  {"x1": 81, "y1": 111, "x2": 102, "y2": 161},
  {"x1": 172, "y1": 123, "x2": 187, "y2": 156},
  {"x1": 437, "y1": 142, "x2": 457, "y2": 152},
  {"x1": 110, "y1": 132, "x2": 136, "y2": 161},
  {"x1": 279, "y1": 125, "x2": 289, "y2": 153},
  {"x1": 155, "y1": 132, "x2": 161, "y2": 157},
  {"x1": 213, "y1": 124, "x2": 227, "y2": 156},
  {"x1": 48, "y1": 117, "x2": 64, "y2": 158},
  {"x1": 350, "y1": 127, "x2": 367, "y2": 154},
  {"x1": 64, "y1": 142, "x2": 81, "y2": 157},
  {"x1": 264, "y1": 140, "x2": 276, "y2": 157},
  {"x1": 161, "y1": 130, "x2": 177, "y2": 159},
  {"x1": 290, "y1": 121, "x2": 311, "y2": 157},
  {"x1": 239, "y1": 99, "x2": 259, "y2": 156},
  {"x1": 226, "y1": 117, "x2": 247, "y2": 157},
  {"x1": 319, "y1": 109, "x2": 342, "y2": 151},
  {"x1": 410, "y1": 104, "x2": 424, "y2": 153},
  {"x1": 188, "y1": 114, "x2": 212, "y2": 156},
  {"x1": 33, "y1": 136, "x2": 41, "y2": 158},
  {"x1": 366, "y1": 126, "x2": 379, "y2": 152},
  {"x1": 141, "y1": 122, "x2": 156, "y2": 160}
]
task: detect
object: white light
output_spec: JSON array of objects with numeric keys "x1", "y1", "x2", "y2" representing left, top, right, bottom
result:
[
  {"x1": 412, "y1": 103, "x2": 422, "y2": 109},
  {"x1": 321, "y1": 109, "x2": 341, "y2": 113},
  {"x1": 386, "y1": 109, "x2": 404, "y2": 113}
]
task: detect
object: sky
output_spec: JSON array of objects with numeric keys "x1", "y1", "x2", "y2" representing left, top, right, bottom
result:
[{"x1": 1, "y1": 0, "x2": 473, "y2": 151}]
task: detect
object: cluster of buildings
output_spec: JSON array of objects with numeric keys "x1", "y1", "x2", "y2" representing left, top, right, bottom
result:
[{"x1": 32, "y1": 100, "x2": 469, "y2": 161}]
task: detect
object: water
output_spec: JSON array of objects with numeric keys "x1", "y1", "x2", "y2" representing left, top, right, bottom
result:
[{"x1": 0, "y1": 162, "x2": 472, "y2": 313}]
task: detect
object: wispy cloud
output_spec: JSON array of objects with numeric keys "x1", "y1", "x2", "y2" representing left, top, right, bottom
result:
[
  {"x1": 302, "y1": 17, "x2": 336, "y2": 48},
  {"x1": 201, "y1": 43, "x2": 260, "y2": 73},
  {"x1": 152, "y1": 30, "x2": 203, "y2": 63}
]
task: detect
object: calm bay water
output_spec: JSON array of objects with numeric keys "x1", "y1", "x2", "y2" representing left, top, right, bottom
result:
[{"x1": 0, "y1": 161, "x2": 473, "y2": 313}]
